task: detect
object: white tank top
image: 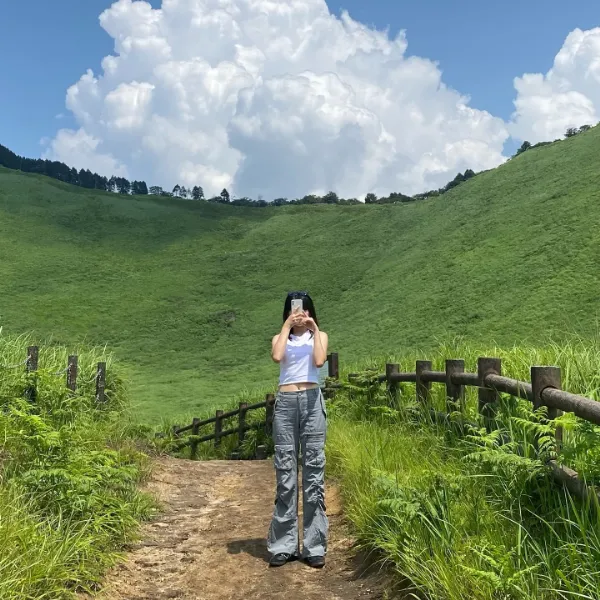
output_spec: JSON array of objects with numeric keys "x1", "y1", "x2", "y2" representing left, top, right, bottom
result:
[{"x1": 279, "y1": 331, "x2": 319, "y2": 386}]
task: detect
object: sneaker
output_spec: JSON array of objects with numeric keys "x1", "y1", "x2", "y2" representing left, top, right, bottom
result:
[
  {"x1": 269, "y1": 553, "x2": 293, "y2": 567},
  {"x1": 305, "y1": 556, "x2": 325, "y2": 568}
]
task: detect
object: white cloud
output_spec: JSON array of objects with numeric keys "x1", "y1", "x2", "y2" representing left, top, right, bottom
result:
[
  {"x1": 44, "y1": 128, "x2": 129, "y2": 177},
  {"x1": 104, "y1": 81, "x2": 155, "y2": 130},
  {"x1": 510, "y1": 27, "x2": 600, "y2": 143},
  {"x1": 47, "y1": 0, "x2": 510, "y2": 198}
]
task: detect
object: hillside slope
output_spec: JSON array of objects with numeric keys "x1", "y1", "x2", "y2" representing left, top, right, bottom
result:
[{"x1": 1, "y1": 128, "x2": 600, "y2": 420}]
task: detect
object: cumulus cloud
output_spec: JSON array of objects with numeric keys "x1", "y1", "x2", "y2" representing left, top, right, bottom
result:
[
  {"x1": 510, "y1": 27, "x2": 600, "y2": 143},
  {"x1": 46, "y1": 0, "x2": 510, "y2": 198},
  {"x1": 45, "y1": 128, "x2": 129, "y2": 177}
]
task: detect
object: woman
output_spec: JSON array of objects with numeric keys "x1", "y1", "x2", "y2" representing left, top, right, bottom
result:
[{"x1": 267, "y1": 291, "x2": 329, "y2": 569}]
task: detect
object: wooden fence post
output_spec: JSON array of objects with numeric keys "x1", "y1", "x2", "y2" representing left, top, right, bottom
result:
[
  {"x1": 445, "y1": 359, "x2": 465, "y2": 412},
  {"x1": 67, "y1": 355, "x2": 78, "y2": 392},
  {"x1": 191, "y1": 417, "x2": 200, "y2": 459},
  {"x1": 531, "y1": 366, "x2": 563, "y2": 447},
  {"x1": 27, "y1": 346, "x2": 39, "y2": 372},
  {"x1": 96, "y1": 362, "x2": 106, "y2": 403},
  {"x1": 478, "y1": 357, "x2": 502, "y2": 428},
  {"x1": 325, "y1": 352, "x2": 339, "y2": 399},
  {"x1": 386, "y1": 363, "x2": 400, "y2": 401},
  {"x1": 25, "y1": 346, "x2": 39, "y2": 403},
  {"x1": 238, "y1": 402, "x2": 248, "y2": 447},
  {"x1": 416, "y1": 360, "x2": 432, "y2": 404},
  {"x1": 215, "y1": 410, "x2": 224, "y2": 447},
  {"x1": 265, "y1": 393, "x2": 275, "y2": 436},
  {"x1": 328, "y1": 353, "x2": 339, "y2": 380}
]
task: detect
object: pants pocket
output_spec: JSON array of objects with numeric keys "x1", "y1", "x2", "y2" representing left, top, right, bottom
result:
[
  {"x1": 274, "y1": 444, "x2": 294, "y2": 471},
  {"x1": 304, "y1": 445, "x2": 326, "y2": 469},
  {"x1": 304, "y1": 431, "x2": 325, "y2": 468},
  {"x1": 273, "y1": 444, "x2": 295, "y2": 509},
  {"x1": 303, "y1": 435, "x2": 326, "y2": 507}
]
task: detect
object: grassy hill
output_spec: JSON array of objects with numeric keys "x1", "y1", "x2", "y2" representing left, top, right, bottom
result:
[{"x1": 1, "y1": 127, "x2": 600, "y2": 421}]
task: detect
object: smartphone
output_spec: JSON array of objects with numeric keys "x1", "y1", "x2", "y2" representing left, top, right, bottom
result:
[{"x1": 291, "y1": 298, "x2": 303, "y2": 313}]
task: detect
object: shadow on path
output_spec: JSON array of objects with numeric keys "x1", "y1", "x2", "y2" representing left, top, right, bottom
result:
[{"x1": 227, "y1": 537, "x2": 270, "y2": 563}]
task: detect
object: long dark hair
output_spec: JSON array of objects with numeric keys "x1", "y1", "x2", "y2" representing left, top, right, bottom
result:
[{"x1": 283, "y1": 291, "x2": 319, "y2": 338}]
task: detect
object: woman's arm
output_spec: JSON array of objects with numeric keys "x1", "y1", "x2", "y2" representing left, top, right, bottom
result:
[
  {"x1": 312, "y1": 328, "x2": 328, "y2": 368},
  {"x1": 271, "y1": 312, "x2": 303, "y2": 362},
  {"x1": 271, "y1": 333, "x2": 287, "y2": 363},
  {"x1": 303, "y1": 316, "x2": 328, "y2": 367}
]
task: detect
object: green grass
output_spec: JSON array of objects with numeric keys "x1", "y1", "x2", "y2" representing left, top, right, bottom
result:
[
  {"x1": 0, "y1": 333, "x2": 156, "y2": 599},
  {"x1": 1, "y1": 127, "x2": 600, "y2": 421},
  {"x1": 326, "y1": 339, "x2": 600, "y2": 600},
  {"x1": 328, "y1": 418, "x2": 600, "y2": 600}
]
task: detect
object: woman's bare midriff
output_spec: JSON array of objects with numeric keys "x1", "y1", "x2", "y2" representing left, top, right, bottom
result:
[{"x1": 278, "y1": 382, "x2": 319, "y2": 392}]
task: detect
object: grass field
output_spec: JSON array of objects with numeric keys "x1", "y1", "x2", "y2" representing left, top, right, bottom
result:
[
  {"x1": 1, "y1": 126, "x2": 600, "y2": 421},
  {"x1": 0, "y1": 334, "x2": 155, "y2": 600},
  {"x1": 325, "y1": 339, "x2": 600, "y2": 600}
]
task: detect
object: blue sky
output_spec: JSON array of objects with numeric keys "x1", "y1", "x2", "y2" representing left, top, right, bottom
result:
[{"x1": 0, "y1": 0, "x2": 598, "y2": 197}]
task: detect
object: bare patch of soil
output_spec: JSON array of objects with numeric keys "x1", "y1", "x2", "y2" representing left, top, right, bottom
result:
[{"x1": 80, "y1": 457, "x2": 388, "y2": 600}]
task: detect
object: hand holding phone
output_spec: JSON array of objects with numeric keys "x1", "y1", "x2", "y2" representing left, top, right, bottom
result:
[{"x1": 291, "y1": 298, "x2": 303, "y2": 313}]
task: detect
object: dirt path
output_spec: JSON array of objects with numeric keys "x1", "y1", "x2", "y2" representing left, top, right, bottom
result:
[{"x1": 83, "y1": 457, "x2": 387, "y2": 600}]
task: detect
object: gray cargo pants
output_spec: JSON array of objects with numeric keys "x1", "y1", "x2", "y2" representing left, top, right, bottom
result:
[{"x1": 267, "y1": 388, "x2": 328, "y2": 559}]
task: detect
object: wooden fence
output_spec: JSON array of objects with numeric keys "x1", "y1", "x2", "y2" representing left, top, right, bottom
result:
[
  {"x1": 171, "y1": 351, "x2": 600, "y2": 502},
  {"x1": 1, "y1": 345, "x2": 108, "y2": 403},
  {"x1": 372, "y1": 357, "x2": 600, "y2": 503},
  {"x1": 171, "y1": 352, "x2": 341, "y2": 458}
]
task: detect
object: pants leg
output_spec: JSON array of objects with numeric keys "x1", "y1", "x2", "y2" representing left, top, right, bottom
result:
[
  {"x1": 267, "y1": 392, "x2": 300, "y2": 556},
  {"x1": 300, "y1": 388, "x2": 328, "y2": 558}
]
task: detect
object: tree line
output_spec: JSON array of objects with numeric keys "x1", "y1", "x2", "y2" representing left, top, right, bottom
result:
[
  {"x1": 1, "y1": 123, "x2": 596, "y2": 207},
  {"x1": 0, "y1": 141, "x2": 483, "y2": 206}
]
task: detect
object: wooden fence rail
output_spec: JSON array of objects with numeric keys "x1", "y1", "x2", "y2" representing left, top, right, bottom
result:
[
  {"x1": 376, "y1": 357, "x2": 600, "y2": 503},
  {"x1": 171, "y1": 352, "x2": 341, "y2": 454},
  {"x1": 377, "y1": 358, "x2": 600, "y2": 428},
  {"x1": 1, "y1": 346, "x2": 108, "y2": 404},
  {"x1": 350, "y1": 357, "x2": 600, "y2": 503}
]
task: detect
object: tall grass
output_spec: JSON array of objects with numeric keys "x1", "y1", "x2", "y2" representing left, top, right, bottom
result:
[
  {"x1": 327, "y1": 339, "x2": 600, "y2": 600},
  {"x1": 0, "y1": 331, "x2": 157, "y2": 600},
  {"x1": 339, "y1": 336, "x2": 600, "y2": 479}
]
